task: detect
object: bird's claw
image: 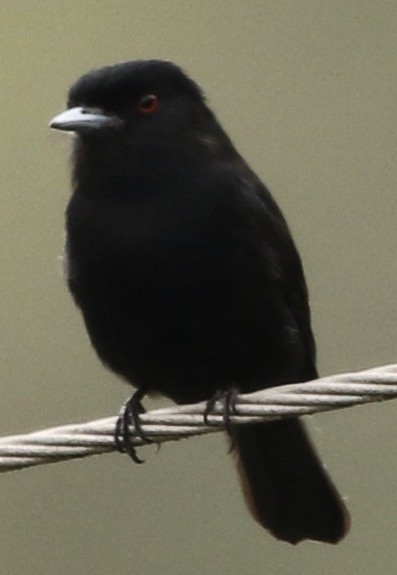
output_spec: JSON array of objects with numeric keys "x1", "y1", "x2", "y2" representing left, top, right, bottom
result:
[
  {"x1": 204, "y1": 387, "x2": 239, "y2": 451},
  {"x1": 114, "y1": 388, "x2": 152, "y2": 463}
]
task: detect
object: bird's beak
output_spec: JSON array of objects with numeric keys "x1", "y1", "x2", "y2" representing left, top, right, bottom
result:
[{"x1": 49, "y1": 106, "x2": 115, "y2": 132}]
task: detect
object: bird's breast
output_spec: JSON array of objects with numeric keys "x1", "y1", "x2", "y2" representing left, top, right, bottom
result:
[{"x1": 65, "y1": 189, "x2": 304, "y2": 398}]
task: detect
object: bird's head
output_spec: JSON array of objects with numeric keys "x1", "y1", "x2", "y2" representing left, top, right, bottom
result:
[
  {"x1": 50, "y1": 60, "x2": 237, "y2": 196},
  {"x1": 50, "y1": 60, "x2": 217, "y2": 145}
]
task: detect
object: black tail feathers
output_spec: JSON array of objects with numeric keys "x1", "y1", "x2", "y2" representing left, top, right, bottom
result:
[{"x1": 234, "y1": 418, "x2": 350, "y2": 544}]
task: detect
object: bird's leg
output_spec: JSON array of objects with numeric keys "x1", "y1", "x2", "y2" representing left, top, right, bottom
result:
[
  {"x1": 204, "y1": 387, "x2": 239, "y2": 451},
  {"x1": 114, "y1": 388, "x2": 152, "y2": 463}
]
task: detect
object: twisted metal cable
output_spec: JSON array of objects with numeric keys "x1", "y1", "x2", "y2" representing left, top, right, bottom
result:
[{"x1": 1, "y1": 363, "x2": 397, "y2": 473}]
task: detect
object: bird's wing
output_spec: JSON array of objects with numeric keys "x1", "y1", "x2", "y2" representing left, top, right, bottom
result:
[{"x1": 238, "y1": 166, "x2": 318, "y2": 380}]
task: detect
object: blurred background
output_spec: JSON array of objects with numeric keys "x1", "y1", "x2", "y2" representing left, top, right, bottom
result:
[{"x1": 1, "y1": 1, "x2": 397, "y2": 573}]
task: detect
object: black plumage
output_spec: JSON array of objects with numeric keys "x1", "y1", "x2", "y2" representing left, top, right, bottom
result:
[{"x1": 50, "y1": 60, "x2": 349, "y2": 544}]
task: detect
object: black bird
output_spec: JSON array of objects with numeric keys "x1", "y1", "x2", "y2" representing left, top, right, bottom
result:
[{"x1": 50, "y1": 60, "x2": 349, "y2": 544}]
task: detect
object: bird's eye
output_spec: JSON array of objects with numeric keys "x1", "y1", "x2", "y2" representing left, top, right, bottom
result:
[{"x1": 138, "y1": 94, "x2": 160, "y2": 115}]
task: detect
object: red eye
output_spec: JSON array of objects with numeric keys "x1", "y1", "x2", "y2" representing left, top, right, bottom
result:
[{"x1": 138, "y1": 94, "x2": 160, "y2": 115}]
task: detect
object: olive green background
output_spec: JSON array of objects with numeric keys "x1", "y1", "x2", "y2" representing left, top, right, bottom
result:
[{"x1": 1, "y1": 1, "x2": 396, "y2": 574}]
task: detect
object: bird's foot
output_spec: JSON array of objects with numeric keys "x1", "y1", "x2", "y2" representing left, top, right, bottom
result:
[
  {"x1": 204, "y1": 387, "x2": 239, "y2": 451},
  {"x1": 114, "y1": 388, "x2": 152, "y2": 463}
]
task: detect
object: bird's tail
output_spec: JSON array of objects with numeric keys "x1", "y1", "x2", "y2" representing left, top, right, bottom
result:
[{"x1": 234, "y1": 418, "x2": 350, "y2": 544}]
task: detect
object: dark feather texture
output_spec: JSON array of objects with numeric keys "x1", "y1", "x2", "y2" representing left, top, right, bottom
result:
[{"x1": 51, "y1": 59, "x2": 349, "y2": 544}]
